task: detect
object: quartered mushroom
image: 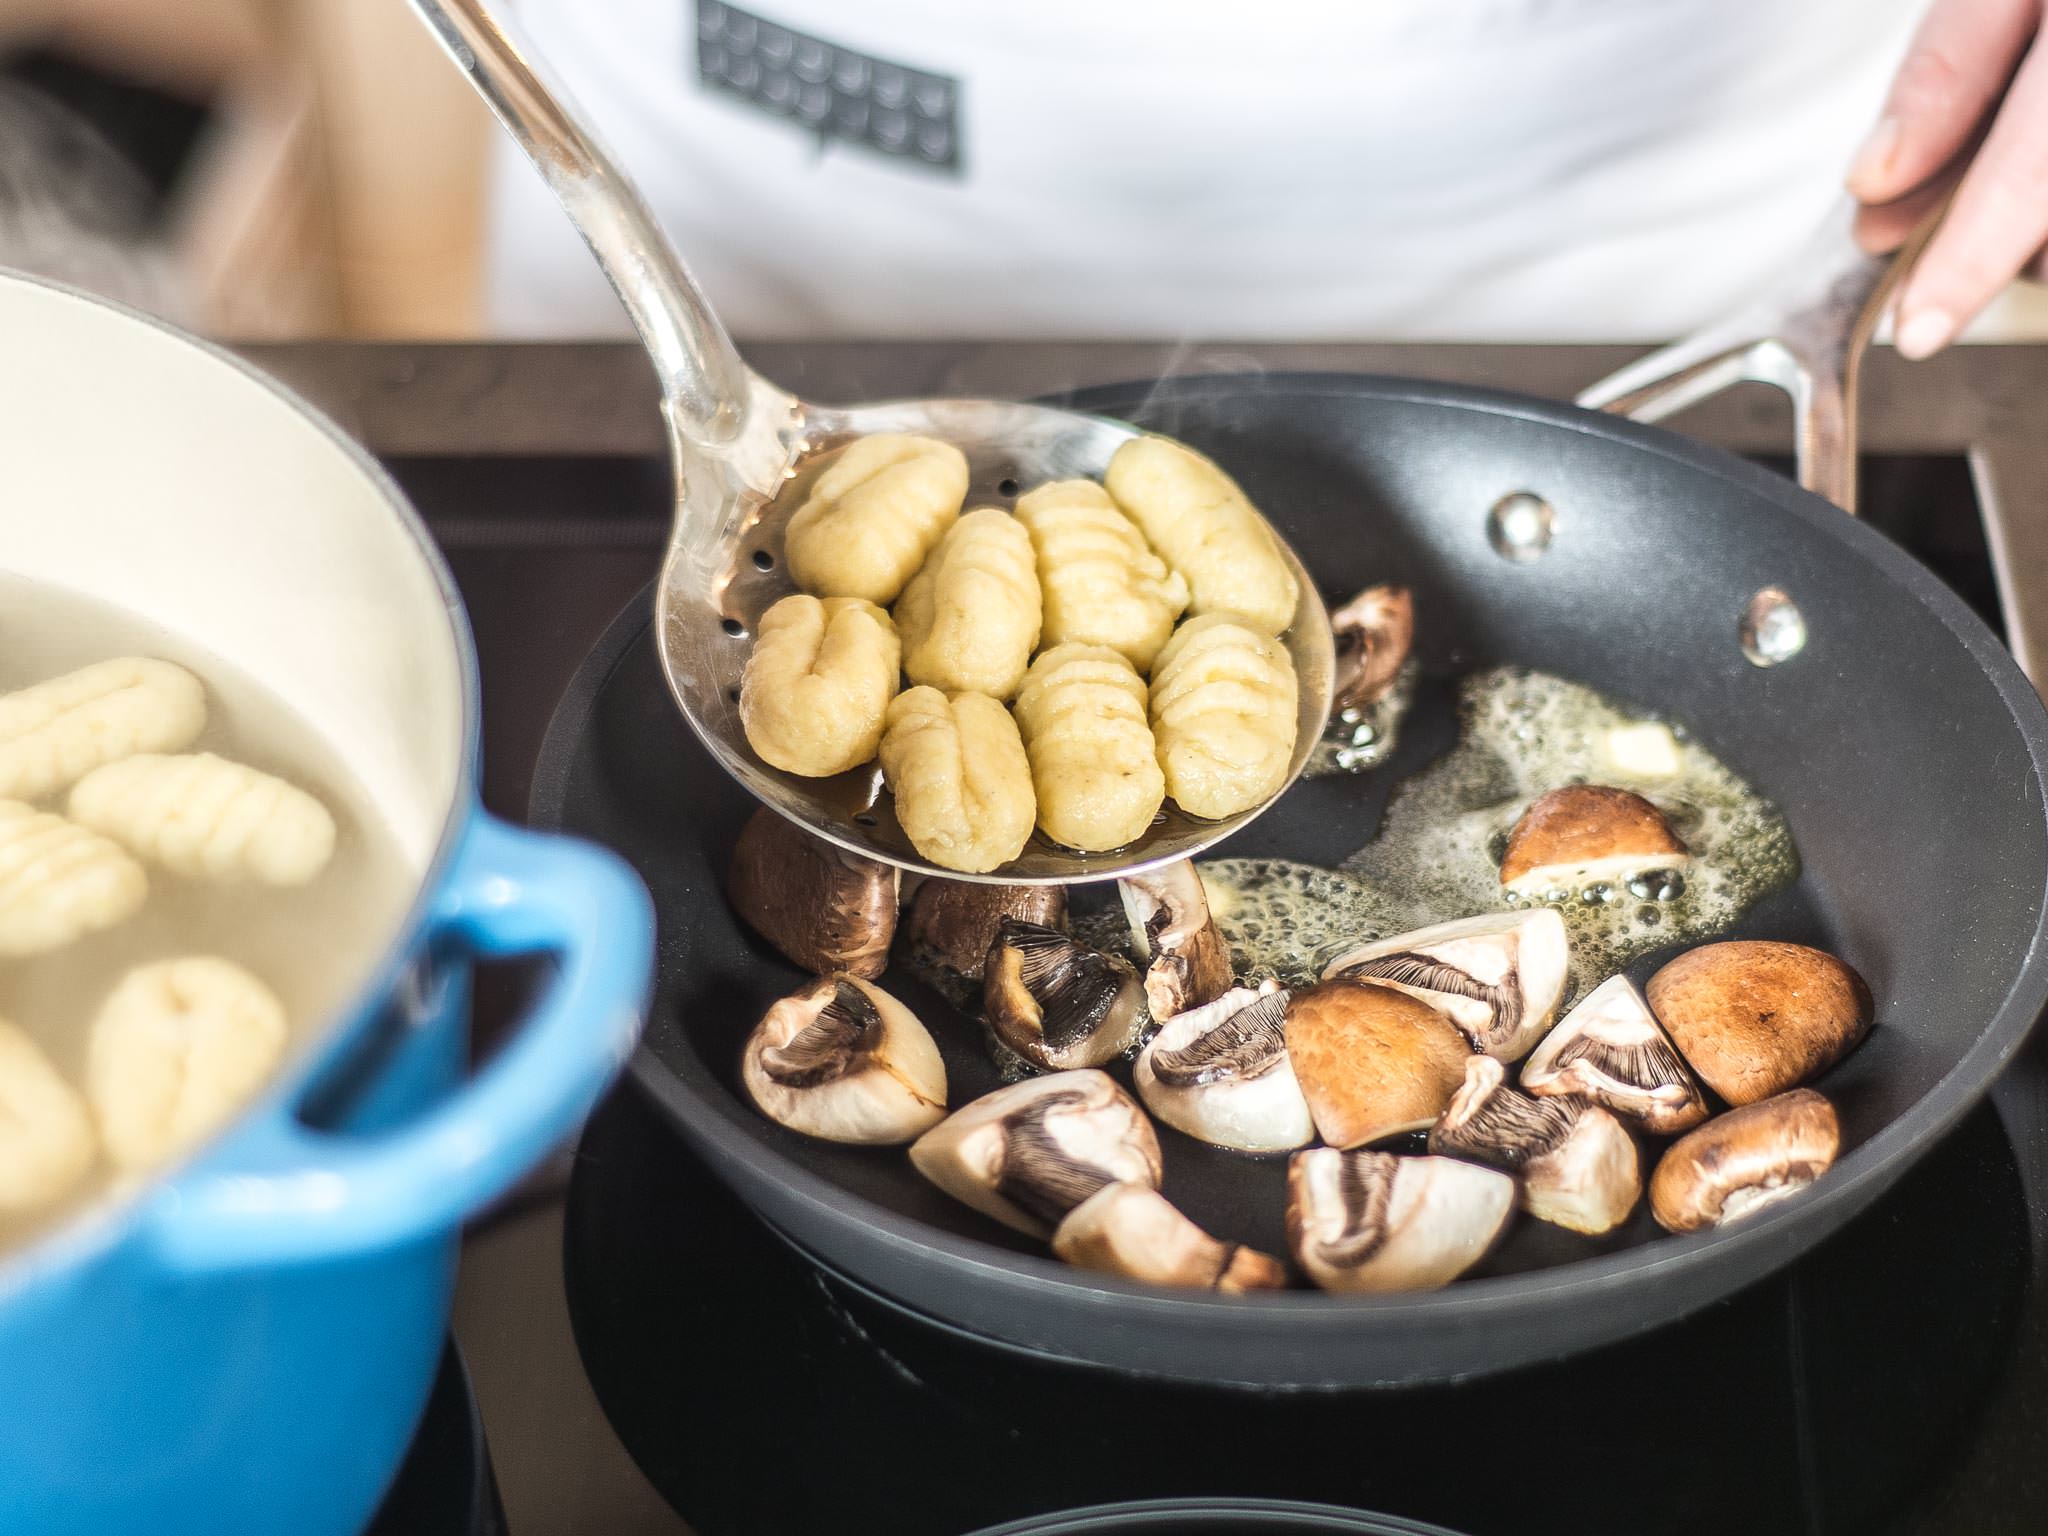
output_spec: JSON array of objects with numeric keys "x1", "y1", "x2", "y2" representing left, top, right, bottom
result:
[
  {"x1": 1321, "y1": 908, "x2": 1569, "y2": 1061},
  {"x1": 1650, "y1": 1088, "x2": 1840, "y2": 1233},
  {"x1": 727, "y1": 808, "x2": 898, "y2": 979},
  {"x1": 1330, "y1": 584, "x2": 1414, "y2": 713},
  {"x1": 1133, "y1": 983, "x2": 1314, "y2": 1153},
  {"x1": 1428, "y1": 1055, "x2": 1641, "y2": 1235},
  {"x1": 1520, "y1": 974, "x2": 1709, "y2": 1135},
  {"x1": 901, "y1": 879, "x2": 1067, "y2": 981},
  {"x1": 1646, "y1": 940, "x2": 1873, "y2": 1105},
  {"x1": 740, "y1": 975, "x2": 947, "y2": 1145},
  {"x1": 1286, "y1": 1147, "x2": 1515, "y2": 1294},
  {"x1": 1498, "y1": 784, "x2": 1690, "y2": 902},
  {"x1": 1283, "y1": 980, "x2": 1471, "y2": 1149},
  {"x1": 1052, "y1": 1183, "x2": 1287, "y2": 1293},
  {"x1": 983, "y1": 918, "x2": 1145, "y2": 1070},
  {"x1": 909, "y1": 1069, "x2": 1162, "y2": 1237},
  {"x1": 1119, "y1": 859, "x2": 1233, "y2": 1020}
]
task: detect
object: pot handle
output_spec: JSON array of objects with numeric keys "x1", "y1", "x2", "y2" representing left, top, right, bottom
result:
[{"x1": 145, "y1": 813, "x2": 653, "y2": 1272}]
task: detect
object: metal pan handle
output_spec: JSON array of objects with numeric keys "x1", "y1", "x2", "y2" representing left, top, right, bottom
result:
[{"x1": 408, "y1": 0, "x2": 753, "y2": 448}]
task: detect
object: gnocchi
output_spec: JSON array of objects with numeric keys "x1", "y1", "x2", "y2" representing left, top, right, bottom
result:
[
  {"x1": 1014, "y1": 480, "x2": 1188, "y2": 671},
  {"x1": 0, "y1": 657, "x2": 206, "y2": 803},
  {"x1": 1149, "y1": 614, "x2": 1300, "y2": 820},
  {"x1": 70, "y1": 752, "x2": 337, "y2": 886},
  {"x1": 784, "y1": 434, "x2": 970, "y2": 604},
  {"x1": 879, "y1": 688, "x2": 1037, "y2": 873},
  {"x1": 895, "y1": 508, "x2": 1042, "y2": 699},
  {"x1": 740, "y1": 595, "x2": 901, "y2": 777},
  {"x1": 1103, "y1": 436, "x2": 1300, "y2": 635},
  {"x1": 0, "y1": 800, "x2": 147, "y2": 957},
  {"x1": 0, "y1": 1020, "x2": 96, "y2": 1214},
  {"x1": 87, "y1": 957, "x2": 288, "y2": 1172},
  {"x1": 1013, "y1": 644, "x2": 1165, "y2": 852}
]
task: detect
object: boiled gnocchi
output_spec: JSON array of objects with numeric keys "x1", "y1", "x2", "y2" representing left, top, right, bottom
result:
[
  {"x1": 87, "y1": 956, "x2": 288, "y2": 1172},
  {"x1": 784, "y1": 434, "x2": 969, "y2": 604},
  {"x1": 0, "y1": 1020, "x2": 96, "y2": 1214},
  {"x1": 740, "y1": 595, "x2": 901, "y2": 777},
  {"x1": 0, "y1": 657, "x2": 206, "y2": 803},
  {"x1": 878, "y1": 687, "x2": 1036, "y2": 873},
  {"x1": 895, "y1": 508, "x2": 1042, "y2": 699},
  {"x1": 1014, "y1": 480, "x2": 1188, "y2": 671},
  {"x1": 0, "y1": 800, "x2": 147, "y2": 957},
  {"x1": 70, "y1": 752, "x2": 336, "y2": 886},
  {"x1": 1103, "y1": 436, "x2": 1300, "y2": 636},
  {"x1": 1012, "y1": 644, "x2": 1165, "y2": 852},
  {"x1": 1149, "y1": 613, "x2": 1300, "y2": 820}
]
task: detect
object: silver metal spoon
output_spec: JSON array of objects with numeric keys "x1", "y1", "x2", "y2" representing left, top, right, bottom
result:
[{"x1": 409, "y1": 0, "x2": 1334, "y2": 885}]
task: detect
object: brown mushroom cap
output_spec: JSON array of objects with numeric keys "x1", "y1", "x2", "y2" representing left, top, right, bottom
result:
[
  {"x1": 1647, "y1": 941, "x2": 1873, "y2": 1105},
  {"x1": 727, "y1": 808, "x2": 898, "y2": 979},
  {"x1": 1649, "y1": 1088, "x2": 1840, "y2": 1232},
  {"x1": 1331, "y1": 584, "x2": 1414, "y2": 712},
  {"x1": 1498, "y1": 784, "x2": 1688, "y2": 894},
  {"x1": 1052, "y1": 1183, "x2": 1287, "y2": 1293},
  {"x1": 1284, "y1": 981, "x2": 1473, "y2": 1149},
  {"x1": 902, "y1": 879, "x2": 1066, "y2": 980}
]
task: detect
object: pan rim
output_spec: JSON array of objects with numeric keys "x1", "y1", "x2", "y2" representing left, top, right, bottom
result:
[{"x1": 537, "y1": 371, "x2": 2048, "y2": 1345}]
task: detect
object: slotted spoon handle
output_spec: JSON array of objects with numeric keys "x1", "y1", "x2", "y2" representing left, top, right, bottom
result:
[{"x1": 408, "y1": 0, "x2": 753, "y2": 447}]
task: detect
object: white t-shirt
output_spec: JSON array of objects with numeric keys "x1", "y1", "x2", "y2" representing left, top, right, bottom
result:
[{"x1": 487, "y1": 0, "x2": 1929, "y2": 341}]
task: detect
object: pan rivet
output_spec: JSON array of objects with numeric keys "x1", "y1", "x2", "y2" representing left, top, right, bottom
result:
[
  {"x1": 1487, "y1": 492, "x2": 1555, "y2": 562},
  {"x1": 1740, "y1": 587, "x2": 1806, "y2": 667}
]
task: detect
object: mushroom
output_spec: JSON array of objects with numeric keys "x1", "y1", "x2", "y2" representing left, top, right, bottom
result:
[
  {"x1": 1286, "y1": 1147, "x2": 1515, "y2": 1294},
  {"x1": 1052, "y1": 1183, "x2": 1287, "y2": 1293},
  {"x1": 740, "y1": 975, "x2": 947, "y2": 1145},
  {"x1": 1649, "y1": 1088, "x2": 1840, "y2": 1232},
  {"x1": 909, "y1": 1069, "x2": 1162, "y2": 1237},
  {"x1": 902, "y1": 879, "x2": 1067, "y2": 981},
  {"x1": 727, "y1": 808, "x2": 898, "y2": 979},
  {"x1": 1331, "y1": 584, "x2": 1414, "y2": 712},
  {"x1": 1321, "y1": 908, "x2": 1569, "y2": 1061},
  {"x1": 1119, "y1": 859, "x2": 1233, "y2": 1019},
  {"x1": 1519, "y1": 973, "x2": 1708, "y2": 1135},
  {"x1": 983, "y1": 919, "x2": 1146, "y2": 1070},
  {"x1": 1428, "y1": 1055, "x2": 1641, "y2": 1235},
  {"x1": 1283, "y1": 980, "x2": 1472, "y2": 1149},
  {"x1": 1498, "y1": 785, "x2": 1690, "y2": 902},
  {"x1": 1646, "y1": 941, "x2": 1873, "y2": 1105},
  {"x1": 1133, "y1": 983, "x2": 1314, "y2": 1153}
]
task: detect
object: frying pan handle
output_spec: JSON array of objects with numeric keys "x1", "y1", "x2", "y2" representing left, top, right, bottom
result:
[{"x1": 407, "y1": 0, "x2": 753, "y2": 449}]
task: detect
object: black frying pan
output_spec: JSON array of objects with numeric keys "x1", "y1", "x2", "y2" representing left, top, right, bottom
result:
[{"x1": 532, "y1": 372, "x2": 2048, "y2": 1387}]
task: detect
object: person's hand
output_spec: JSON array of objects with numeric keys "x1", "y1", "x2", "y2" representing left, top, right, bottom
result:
[{"x1": 1848, "y1": 0, "x2": 2048, "y2": 358}]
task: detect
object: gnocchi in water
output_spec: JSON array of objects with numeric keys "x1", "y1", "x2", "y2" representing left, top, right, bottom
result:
[
  {"x1": 740, "y1": 595, "x2": 901, "y2": 777},
  {"x1": 879, "y1": 687, "x2": 1037, "y2": 873},
  {"x1": 88, "y1": 957, "x2": 288, "y2": 1172},
  {"x1": 1013, "y1": 644, "x2": 1166, "y2": 852},
  {"x1": 0, "y1": 1020, "x2": 95, "y2": 1214},
  {"x1": 895, "y1": 509, "x2": 1042, "y2": 699},
  {"x1": 1014, "y1": 480, "x2": 1188, "y2": 671},
  {"x1": 0, "y1": 800, "x2": 147, "y2": 957},
  {"x1": 70, "y1": 752, "x2": 336, "y2": 886},
  {"x1": 0, "y1": 656, "x2": 205, "y2": 802},
  {"x1": 783, "y1": 434, "x2": 970, "y2": 604},
  {"x1": 1104, "y1": 436, "x2": 1300, "y2": 636},
  {"x1": 1149, "y1": 613, "x2": 1300, "y2": 820}
]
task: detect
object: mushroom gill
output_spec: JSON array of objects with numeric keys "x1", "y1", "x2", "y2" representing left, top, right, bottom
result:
[
  {"x1": 727, "y1": 808, "x2": 898, "y2": 979},
  {"x1": 1649, "y1": 1088, "x2": 1841, "y2": 1233},
  {"x1": 1118, "y1": 859, "x2": 1233, "y2": 1020},
  {"x1": 1519, "y1": 973, "x2": 1708, "y2": 1135},
  {"x1": 1286, "y1": 1147, "x2": 1514, "y2": 1294},
  {"x1": 1331, "y1": 584, "x2": 1414, "y2": 713},
  {"x1": 1321, "y1": 908, "x2": 1569, "y2": 1061},
  {"x1": 902, "y1": 879, "x2": 1067, "y2": 981},
  {"x1": 1134, "y1": 983, "x2": 1313, "y2": 1153},
  {"x1": 1430, "y1": 1055, "x2": 1641, "y2": 1235},
  {"x1": 1052, "y1": 1183, "x2": 1286, "y2": 1293},
  {"x1": 740, "y1": 975, "x2": 947, "y2": 1145},
  {"x1": 909, "y1": 1069, "x2": 1162, "y2": 1237},
  {"x1": 983, "y1": 918, "x2": 1145, "y2": 1070},
  {"x1": 1498, "y1": 784, "x2": 1690, "y2": 901}
]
